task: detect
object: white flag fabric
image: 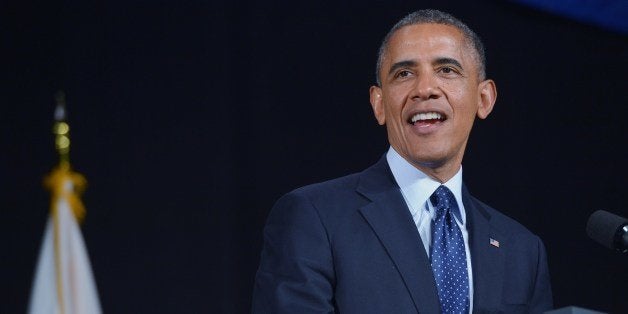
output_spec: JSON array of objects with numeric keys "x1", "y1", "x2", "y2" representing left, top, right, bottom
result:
[{"x1": 29, "y1": 169, "x2": 102, "y2": 314}]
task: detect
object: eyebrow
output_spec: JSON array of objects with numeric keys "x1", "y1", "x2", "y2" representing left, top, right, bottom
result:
[
  {"x1": 387, "y1": 57, "x2": 464, "y2": 77},
  {"x1": 387, "y1": 60, "x2": 417, "y2": 77},
  {"x1": 434, "y1": 57, "x2": 463, "y2": 70}
]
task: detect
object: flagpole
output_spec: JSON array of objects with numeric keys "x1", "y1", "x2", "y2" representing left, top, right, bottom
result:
[
  {"x1": 52, "y1": 91, "x2": 70, "y2": 314},
  {"x1": 53, "y1": 91, "x2": 70, "y2": 170}
]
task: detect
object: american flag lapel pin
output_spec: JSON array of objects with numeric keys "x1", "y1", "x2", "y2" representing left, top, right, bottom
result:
[{"x1": 490, "y1": 238, "x2": 500, "y2": 248}]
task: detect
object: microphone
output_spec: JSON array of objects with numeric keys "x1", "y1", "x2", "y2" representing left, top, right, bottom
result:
[{"x1": 586, "y1": 210, "x2": 628, "y2": 253}]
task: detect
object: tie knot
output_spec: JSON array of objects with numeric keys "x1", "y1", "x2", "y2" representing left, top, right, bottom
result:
[{"x1": 430, "y1": 185, "x2": 462, "y2": 222}]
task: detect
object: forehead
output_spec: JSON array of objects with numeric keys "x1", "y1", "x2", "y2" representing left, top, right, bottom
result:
[{"x1": 384, "y1": 23, "x2": 473, "y2": 66}]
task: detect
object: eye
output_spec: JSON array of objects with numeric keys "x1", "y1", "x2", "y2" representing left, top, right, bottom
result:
[
  {"x1": 437, "y1": 66, "x2": 461, "y2": 76},
  {"x1": 395, "y1": 70, "x2": 413, "y2": 78}
]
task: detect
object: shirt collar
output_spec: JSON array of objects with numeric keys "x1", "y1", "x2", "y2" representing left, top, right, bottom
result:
[{"x1": 386, "y1": 146, "x2": 466, "y2": 223}]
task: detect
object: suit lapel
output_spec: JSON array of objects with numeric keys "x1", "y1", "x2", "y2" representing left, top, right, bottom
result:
[
  {"x1": 357, "y1": 158, "x2": 441, "y2": 314},
  {"x1": 463, "y1": 186, "x2": 506, "y2": 312}
]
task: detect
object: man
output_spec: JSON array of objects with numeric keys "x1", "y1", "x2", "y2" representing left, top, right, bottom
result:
[{"x1": 253, "y1": 9, "x2": 552, "y2": 314}]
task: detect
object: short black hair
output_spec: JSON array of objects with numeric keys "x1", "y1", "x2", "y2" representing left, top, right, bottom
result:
[{"x1": 375, "y1": 9, "x2": 486, "y2": 86}]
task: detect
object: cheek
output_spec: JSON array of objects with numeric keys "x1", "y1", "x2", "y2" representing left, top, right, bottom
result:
[
  {"x1": 442, "y1": 82, "x2": 466, "y2": 100},
  {"x1": 448, "y1": 86, "x2": 479, "y2": 113},
  {"x1": 382, "y1": 93, "x2": 406, "y2": 118},
  {"x1": 442, "y1": 77, "x2": 474, "y2": 94},
  {"x1": 448, "y1": 91, "x2": 480, "y2": 133}
]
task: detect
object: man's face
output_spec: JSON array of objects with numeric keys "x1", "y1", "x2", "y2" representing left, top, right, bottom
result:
[{"x1": 370, "y1": 23, "x2": 496, "y2": 181}]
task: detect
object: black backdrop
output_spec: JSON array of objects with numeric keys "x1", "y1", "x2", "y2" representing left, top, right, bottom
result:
[{"x1": 2, "y1": 0, "x2": 627, "y2": 313}]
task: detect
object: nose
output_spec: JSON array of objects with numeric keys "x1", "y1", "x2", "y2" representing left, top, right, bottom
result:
[{"x1": 411, "y1": 72, "x2": 442, "y2": 100}]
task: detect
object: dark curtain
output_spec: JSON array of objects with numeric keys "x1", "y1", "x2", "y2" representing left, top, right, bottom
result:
[{"x1": 2, "y1": 1, "x2": 627, "y2": 313}]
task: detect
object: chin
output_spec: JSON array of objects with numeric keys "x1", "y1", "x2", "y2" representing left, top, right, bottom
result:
[
  {"x1": 416, "y1": 159, "x2": 448, "y2": 170},
  {"x1": 407, "y1": 154, "x2": 448, "y2": 169}
]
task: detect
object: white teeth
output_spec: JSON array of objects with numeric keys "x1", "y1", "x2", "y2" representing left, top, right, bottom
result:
[{"x1": 411, "y1": 112, "x2": 443, "y2": 123}]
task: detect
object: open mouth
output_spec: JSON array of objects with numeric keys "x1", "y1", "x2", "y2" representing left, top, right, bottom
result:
[{"x1": 409, "y1": 112, "x2": 446, "y2": 126}]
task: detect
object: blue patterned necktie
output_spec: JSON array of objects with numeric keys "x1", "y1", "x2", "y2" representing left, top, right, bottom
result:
[{"x1": 429, "y1": 185, "x2": 469, "y2": 314}]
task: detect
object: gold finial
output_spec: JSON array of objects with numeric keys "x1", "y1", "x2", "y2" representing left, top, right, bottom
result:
[{"x1": 53, "y1": 91, "x2": 70, "y2": 169}]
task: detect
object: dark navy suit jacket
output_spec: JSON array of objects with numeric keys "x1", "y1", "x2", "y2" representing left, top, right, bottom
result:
[{"x1": 253, "y1": 157, "x2": 552, "y2": 313}]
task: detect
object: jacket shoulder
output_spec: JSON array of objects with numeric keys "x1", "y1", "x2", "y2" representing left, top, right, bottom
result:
[
  {"x1": 292, "y1": 172, "x2": 361, "y2": 197},
  {"x1": 280, "y1": 172, "x2": 365, "y2": 212}
]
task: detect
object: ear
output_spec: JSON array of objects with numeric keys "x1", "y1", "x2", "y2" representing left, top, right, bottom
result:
[
  {"x1": 476, "y1": 79, "x2": 497, "y2": 119},
  {"x1": 369, "y1": 85, "x2": 386, "y2": 125}
]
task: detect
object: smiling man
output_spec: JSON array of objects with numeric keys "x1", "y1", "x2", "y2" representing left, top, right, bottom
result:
[{"x1": 253, "y1": 9, "x2": 552, "y2": 314}]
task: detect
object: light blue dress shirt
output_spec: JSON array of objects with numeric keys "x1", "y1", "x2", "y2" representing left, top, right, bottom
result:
[{"x1": 386, "y1": 147, "x2": 474, "y2": 312}]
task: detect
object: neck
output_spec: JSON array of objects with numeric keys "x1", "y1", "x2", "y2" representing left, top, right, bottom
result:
[{"x1": 410, "y1": 159, "x2": 462, "y2": 184}]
